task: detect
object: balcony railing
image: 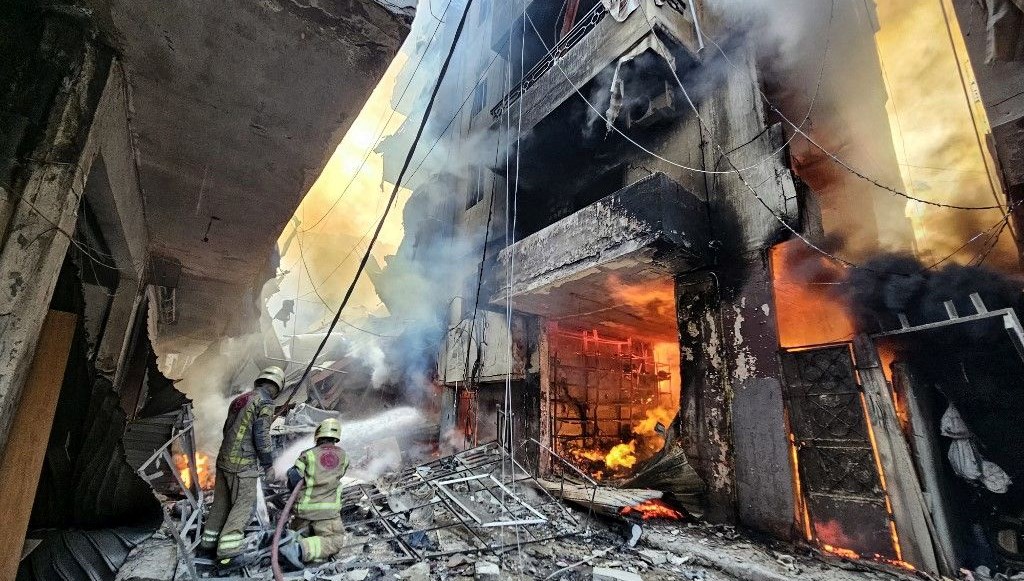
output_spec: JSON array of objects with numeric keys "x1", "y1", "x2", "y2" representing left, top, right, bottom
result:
[
  {"x1": 489, "y1": 2, "x2": 609, "y2": 120},
  {"x1": 487, "y1": 0, "x2": 702, "y2": 137}
]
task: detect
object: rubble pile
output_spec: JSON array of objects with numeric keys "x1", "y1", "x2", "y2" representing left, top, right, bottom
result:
[
  {"x1": 262, "y1": 520, "x2": 923, "y2": 581},
  {"x1": 306, "y1": 441, "x2": 585, "y2": 571}
]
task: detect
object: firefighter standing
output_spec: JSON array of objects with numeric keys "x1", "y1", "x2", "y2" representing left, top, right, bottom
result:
[
  {"x1": 279, "y1": 418, "x2": 349, "y2": 568},
  {"x1": 201, "y1": 366, "x2": 285, "y2": 562}
]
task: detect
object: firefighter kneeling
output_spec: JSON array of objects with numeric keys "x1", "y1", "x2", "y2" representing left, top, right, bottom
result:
[{"x1": 279, "y1": 418, "x2": 349, "y2": 569}]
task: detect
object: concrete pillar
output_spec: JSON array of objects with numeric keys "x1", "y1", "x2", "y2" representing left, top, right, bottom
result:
[
  {"x1": 724, "y1": 260, "x2": 795, "y2": 539},
  {"x1": 676, "y1": 261, "x2": 795, "y2": 534},
  {"x1": 95, "y1": 279, "x2": 144, "y2": 379},
  {"x1": 0, "y1": 15, "x2": 112, "y2": 456},
  {"x1": 676, "y1": 273, "x2": 733, "y2": 520}
]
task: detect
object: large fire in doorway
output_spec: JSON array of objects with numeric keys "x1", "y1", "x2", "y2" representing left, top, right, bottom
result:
[
  {"x1": 550, "y1": 326, "x2": 680, "y2": 481},
  {"x1": 567, "y1": 405, "x2": 677, "y2": 478}
]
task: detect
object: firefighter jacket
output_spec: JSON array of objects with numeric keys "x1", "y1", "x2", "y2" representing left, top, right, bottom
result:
[
  {"x1": 216, "y1": 386, "x2": 275, "y2": 475},
  {"x1": 292, "y1": 442, "x2": 349, "y2": 521}
]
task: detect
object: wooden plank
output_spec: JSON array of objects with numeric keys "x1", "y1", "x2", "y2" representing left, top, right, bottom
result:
[
  {"x1": 893, "y1": 363, "x2": 960, "y2": 575},
  {"x1": 536, "y1": 479, "x2": 661, "y2": 516},
  {"x1": 852, "y1": 335, "x2": 939, "y2": 573},
  {"x1": 0, "y1": 310, "x2": 77, "y2": 581}
]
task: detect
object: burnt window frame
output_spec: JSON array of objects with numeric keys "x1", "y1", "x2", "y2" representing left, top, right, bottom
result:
[{"x1": 467, "y1": 165, "x2": 488, "y2": 210}]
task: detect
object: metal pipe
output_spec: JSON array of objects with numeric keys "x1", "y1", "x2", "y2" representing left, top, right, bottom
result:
[{"x1": 271, "y1": 483, "x2": 303, "y2": 581}]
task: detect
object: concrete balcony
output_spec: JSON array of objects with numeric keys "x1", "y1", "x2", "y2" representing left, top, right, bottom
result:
[
  {"x1": 490, "y1": 0, "x2": 703, "y2": 137},
  {"x1": 492, "y1": 172, "x2": 709, "y2": 320}
]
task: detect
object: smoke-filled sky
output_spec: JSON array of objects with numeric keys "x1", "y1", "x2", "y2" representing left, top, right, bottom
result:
[
  {"x1": 268, "y1": 53, "x2": 413, "y2": 343},
  {"x1": 874, "y1": 1, "x2": 1017, "y2": 269}
]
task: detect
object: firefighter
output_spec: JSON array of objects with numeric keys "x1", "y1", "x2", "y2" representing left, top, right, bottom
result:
[
  {"x1": 279, "y1": 417, "x2": 349, "y2": 568},
  {"x1": 200, "y1": 365, "x2": 285, "y2": 563}
]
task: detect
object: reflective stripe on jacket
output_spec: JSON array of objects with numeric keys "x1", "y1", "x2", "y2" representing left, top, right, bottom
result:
[
  {"x1": 294, "y1": 442, "x2": 349, "y2": 521},
  {"x1": 217, "y1": 387, "x2": 275, "y2": 473}
]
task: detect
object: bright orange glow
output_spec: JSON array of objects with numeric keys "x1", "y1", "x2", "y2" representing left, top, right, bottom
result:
[
  {"x1": 175, "y1": 452, "x2": 215, "y2": 491},
  {"x1": 787, "y1": 430, "x2": 814, "y2": 541},
  {"x1": 876, "y1": 341, "x2": 897, "y2": 383},
  {"x1": 786, "y1": 389, "x2": 915, "y2": 570},
  {"x1": 859, "y1": 393, "x2": 906, "y2": 564},
  {"x1": 770, "y1": 240, "x2": 855, "y2": 348},
  {"x1": 606, "y1": 275, "x2": 676, "y2": 321},
  {"x1": 619, "y1": 499, "x2": 684, "y2": 521},
  {"x1": 567, "y1": 406, "x2": 676, "y2": 479},
  {"x1": 272, "y1": 52, "x2": 412, "y2": 332},
  {"x1": 821, "y1": 544, "x2": 861, "y2": 561},
  {"x1": 875, "y1": 1, "x2": 1017, "y2": 270},
  {"x1": 605, "y1": 441, "x2": 638, "y2": 470}
]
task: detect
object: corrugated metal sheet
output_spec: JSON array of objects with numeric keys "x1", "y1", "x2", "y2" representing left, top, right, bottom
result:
[{"x1": 17, "y1": 527, "x2": 153, "y2": 581}]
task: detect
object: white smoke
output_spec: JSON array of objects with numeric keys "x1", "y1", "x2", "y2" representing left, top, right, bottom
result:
[
  {"x1": 176, "y1": 333, "x2": 269, "y2": 455},
  {"x1": 272, "y1": 406, "x2": 427, "y2": 479}
]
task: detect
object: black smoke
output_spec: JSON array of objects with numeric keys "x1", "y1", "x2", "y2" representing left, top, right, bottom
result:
[
  {"x1": 842, "y1": 253, "x2": 1024, "y2": 341},
  {"x1": 842, "y1": 253, "x2": 1024, "y2": 511}
]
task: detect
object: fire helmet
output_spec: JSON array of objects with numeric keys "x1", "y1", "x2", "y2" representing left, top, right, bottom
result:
[
  {"x1": 255, "y1": 366, "x2": 285, "y2": 394},
  {"x1": 315, "y1": 418, "x2": 341, "y2": 442}
]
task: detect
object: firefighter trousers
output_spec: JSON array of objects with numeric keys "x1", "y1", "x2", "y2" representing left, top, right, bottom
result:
[
  {"x1": 294, "y1": 516, "x2": 346, "y2": 562},
  {"x1": 201, "y1": 468, "x2": 259, "y2": 559}
]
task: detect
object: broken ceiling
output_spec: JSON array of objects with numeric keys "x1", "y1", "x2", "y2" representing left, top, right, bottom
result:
[{"x1": 82, "y1": 0, "x2": 414, "y2": 361}]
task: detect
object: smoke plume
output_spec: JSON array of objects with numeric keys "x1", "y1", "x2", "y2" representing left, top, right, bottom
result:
[
  {"x1": 271, "y1": 406, "x2": 427, "y2": 479},
  {"x1": 843, "y1": 253, "x2": 1024, "y2": 339}
]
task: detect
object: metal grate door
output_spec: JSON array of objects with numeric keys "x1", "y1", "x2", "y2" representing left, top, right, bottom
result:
[{"x1": 780, "y1": 345, "x2": 897, "y2": 559}]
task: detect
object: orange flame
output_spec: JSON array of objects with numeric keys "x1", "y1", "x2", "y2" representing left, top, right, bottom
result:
[
  {"x1": 175, "y1": 452, "x2": 215, "y2": 491},
  {"x1": 605, "y1": 441, "x2": 638, "y2": 470},
  {"x1": 821, "y1": 544, "x2": 861, "y2": 560},
  {"x1": 770, "y1": 240, "x2": 855, "y2": 348},
  {"x1": 819, "y1": 544, "x2": 916, "y2": 571},
  {"x1": 606, "y1": 275, "x2": 675, "y2": 321},
  {"x1": 620, "y1": 499, "x2": 684, "y2": 521},
  {"x1": 568, "y1": 406, "x2": 677, "y2": 479}
]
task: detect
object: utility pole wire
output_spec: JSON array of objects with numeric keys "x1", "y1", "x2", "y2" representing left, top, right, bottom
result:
[{"x1": 282, "y1": 0, "x2": 477, "y2": 407}]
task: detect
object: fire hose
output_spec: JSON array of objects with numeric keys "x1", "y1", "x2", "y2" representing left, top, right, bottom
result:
[{"x1": 271, "y1": 482, "x2": 303, "y2": 581}]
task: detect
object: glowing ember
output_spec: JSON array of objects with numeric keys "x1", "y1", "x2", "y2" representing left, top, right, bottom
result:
[
  {"x1": 819, "y1": 544, "x2": 916, "y2": 571},
  {"x1": 620, "y1": 499, "x2": 684, "y2": 521},
  {"x1": 175, "y1": 452, "x2": 215, "y2": 491},
  {"x1": 821, "y1": 544, "x2": 860, "y2": 560}
]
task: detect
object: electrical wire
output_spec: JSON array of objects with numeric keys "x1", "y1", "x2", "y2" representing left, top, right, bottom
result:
[
  {"x1": 298, "y1": 0, "x2": 457, "y2": 235},
  {"x1": 526, "y1": 8, "x2": 1018, "y2": 275},
  {"x1": 633, "y1": 3, "x2": 1020, "y2": 275},
  {"x1": 700, "y1": 33, "x2": 1006, "y2": 212},
  {"x1": 513, "y1": 13, "x2": 825, "y2": 178},
  {"x1": 507, "y1": 0, "x2": 528, "y2": 564},
  {"x1": 284, "y1": 0, "x2": 461, "y2": 339},
  {"x1": 283, "y1": 0, "x2": 477, "y2": 407},
  {"x1": 294, "y1": 231, "x2": 398, "y2": 337}
]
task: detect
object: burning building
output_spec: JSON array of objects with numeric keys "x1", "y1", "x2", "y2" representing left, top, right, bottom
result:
[{"x1": 373, "y1": 0, "x2": 1024, "y2": 576}]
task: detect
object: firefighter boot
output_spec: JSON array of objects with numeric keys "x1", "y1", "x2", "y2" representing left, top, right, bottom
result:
[{"x1": 278, "y1": 540, "x2": 304, "y2": 571}]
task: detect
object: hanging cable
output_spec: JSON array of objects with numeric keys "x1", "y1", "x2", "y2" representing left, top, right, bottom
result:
[
  {"x1": 298, "y1": 0, "x2": 457, "y2": 234},
  {"x1": 631, "y1": 3, "x2": 1019, "y2": 274},
  {"x1": 282, "y1": 0, "x2": 478, "y2": 406},
  {"x1": 525, "y1": 9, "x2": 1017, "y2": 275},
  {"x1": 699, "y1": 34, "x2": 1005, "y2": 211}
]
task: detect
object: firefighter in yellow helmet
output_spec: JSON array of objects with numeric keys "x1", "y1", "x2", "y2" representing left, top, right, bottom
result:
[
  {"x1": 201, "y1": 366, "x2": 284, "y2": 563},
  {"x1": 278, "y1": 417, "x2": 349, "y2": 569}
]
